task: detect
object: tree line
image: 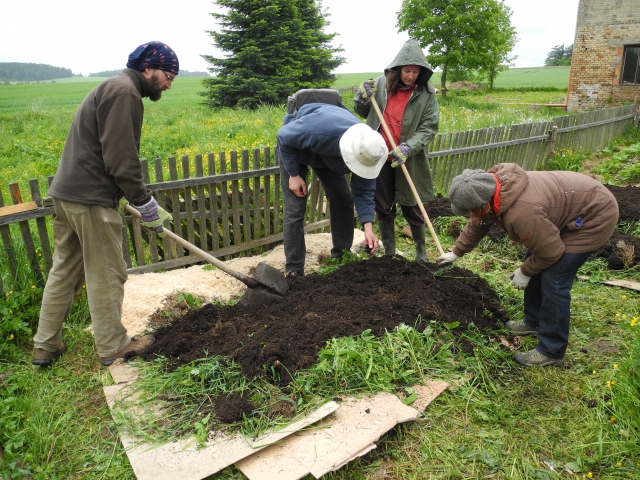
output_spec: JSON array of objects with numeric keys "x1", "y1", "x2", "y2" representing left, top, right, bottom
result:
[
  {"x1": 544, "y1": 44, "x2": 573, "y2": 66},
  {"x1": 0, "y1": 63, "x2": 73, "y2": 82}
]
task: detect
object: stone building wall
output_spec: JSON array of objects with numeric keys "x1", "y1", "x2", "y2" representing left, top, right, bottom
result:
[{"x1": 567, "y1": 0, "x2": 640, "y2": 111}]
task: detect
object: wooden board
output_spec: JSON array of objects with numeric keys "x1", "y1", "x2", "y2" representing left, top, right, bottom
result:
[
  {"x1": 603, "y1": 279, "x2": 640, "y2": 292},
  {"x1": 0, "y1": 201, "x2": 38, "y2": 217}
]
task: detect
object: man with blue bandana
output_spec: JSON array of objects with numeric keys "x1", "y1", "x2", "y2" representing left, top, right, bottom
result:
[{"x1": 32, "y1": 42, "x2": 179, "y2": 367}]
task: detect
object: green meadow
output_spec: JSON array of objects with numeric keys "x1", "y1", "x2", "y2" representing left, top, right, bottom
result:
[
  {"x1": 0, "y1": 67, "x2": 570, "y2": 196},
  {"x1": 1, "y1": 65, "x2": 639, "y2": 479}
]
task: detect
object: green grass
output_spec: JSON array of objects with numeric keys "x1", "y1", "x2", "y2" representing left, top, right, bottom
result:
[
  {"x1": 335, "y1": 66, "x2": 570, "y2": 90},
  {"x1": 1, "y1": 70, "x2": 571, "y2": 200},
  {"x1": 2, "y1": 212, "x2": 638, "y2": 479},
  {"x1": 2, "y1": 69, "x2": 639, "y2": 479}
]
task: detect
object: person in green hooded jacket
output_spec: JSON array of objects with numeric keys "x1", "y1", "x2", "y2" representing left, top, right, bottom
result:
[{"x1": 354, "y1": 39, "x2": 439, "y2": 261}]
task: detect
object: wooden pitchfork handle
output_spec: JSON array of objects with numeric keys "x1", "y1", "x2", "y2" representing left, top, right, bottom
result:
[
  {"x1": 124, "y1": 203, "x2": 261, "y2": 288},
  {"x1": 369, "y1": 95, "x2": 445, "y2": 256}
]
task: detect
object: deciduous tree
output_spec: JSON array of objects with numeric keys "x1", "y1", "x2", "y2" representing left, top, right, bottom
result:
[{"x1": 397, "y1": 0, "x2": 517, "y2": 96}]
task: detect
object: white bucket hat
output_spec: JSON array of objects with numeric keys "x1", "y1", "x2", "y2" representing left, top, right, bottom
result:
[{"x1": 339, "y1": 123, "x2": 388, "y2": 179}]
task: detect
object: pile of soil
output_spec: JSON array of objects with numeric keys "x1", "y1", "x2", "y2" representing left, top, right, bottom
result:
[
  {"x1": 142, "y1": 256, "x2": 510, "y2": 383},
  {"x1": 447, "y1": 81, "x2": 484, "y2": 91},
  {"x1": 605, "y1": 185, "x2": 640, "y2": 222},
  {"x1": 593, "y1": 231, "x2": 640, "y2": 269}
]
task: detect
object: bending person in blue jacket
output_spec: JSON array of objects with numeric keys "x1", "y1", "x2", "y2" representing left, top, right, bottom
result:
[{"x1": 277, "y1": 103, "x2": 388, "y2": 277}]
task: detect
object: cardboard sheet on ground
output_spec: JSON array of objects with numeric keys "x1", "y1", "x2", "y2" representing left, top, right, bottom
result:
[
  {"x1": 104, "y1": 363, "x2": 339, "y2": 480},
  {"x1": 236, "y1": 380, "x2": 449, "y2": 480},
  {"x1": 105, "y1": 364, "x2": 447, "y2": 480},
  {"x1": 603, "y1": 279, "x2": 640, "y2": 292}
]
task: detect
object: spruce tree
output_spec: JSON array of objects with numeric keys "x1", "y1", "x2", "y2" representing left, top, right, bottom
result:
[{"x1": 201, "y1": 0, "x2": 344, "y2": 109}]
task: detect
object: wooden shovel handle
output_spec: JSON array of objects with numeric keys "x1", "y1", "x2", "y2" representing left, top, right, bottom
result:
[
  {"x1": 124, "y1": 203, "x2": 260, "y2": 288},
  {"x1": 369, "y1": 96, "x2": 445, "y2": 256}
]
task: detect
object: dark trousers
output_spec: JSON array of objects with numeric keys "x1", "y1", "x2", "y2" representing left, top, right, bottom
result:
[
  {"x1": 523, "y1": 250, "x2": 594, "y2": 358},
  {"x1": 374, "y1": 161, "x2": 423, "y2": 226},
  {"x1": 280, "y1": 162, "x2": 355, "y2": 273}
]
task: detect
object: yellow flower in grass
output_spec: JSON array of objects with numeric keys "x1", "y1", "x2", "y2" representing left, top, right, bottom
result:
[
  {"x1": 631, "y1": 318, "x2": 638, "y2": 327},
  {"x1": 9, "y1": 334, "x2": 14, "y2": 340},
  {"x1": 610, "y1": 416, "x2": 616, "y2": 422},
  {"x1": 614, "y1": 364, "x2": 619, "y2": 369},
  {"x1": 617, "y1": 462, "x2": 622, "y2": 467},
  {"x1": 587, "y1": 473, "x2": 593, "y2": 478},
  {"x1": 621, "y1": 295, "x2": 627, "y2": 299}
]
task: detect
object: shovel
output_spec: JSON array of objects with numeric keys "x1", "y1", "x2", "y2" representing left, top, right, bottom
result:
[
  {"x1": 369, "y1": 96, "x2": 445, "y2": 257},
  {"x1": 125, "y1": 204, "x2": 288, "y2": 307}
]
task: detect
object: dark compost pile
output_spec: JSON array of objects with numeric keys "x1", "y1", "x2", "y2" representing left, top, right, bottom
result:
[
  {"x1": 142, "y1": 256, "x2": 509, "y2": 383},
  {"x1": 605, "y1": 185, "x2": 640, "y2": 223}
]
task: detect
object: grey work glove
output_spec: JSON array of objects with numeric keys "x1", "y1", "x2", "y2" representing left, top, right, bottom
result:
[
  {"x1": 436, "y1": 251, "x2": 459, "y2": 265},
  {"x1": 356, "y1": 79, "x2": 376, "y2": 102},
  {"x1": 390, "y1": 143, "x2": 411, "y2": 168},
  {"x1": 134, "y1": 197, "x2": 172, "y2": 237},
  {"x1": 510, "y1": 267, "x2": 531, "y2": 290}
]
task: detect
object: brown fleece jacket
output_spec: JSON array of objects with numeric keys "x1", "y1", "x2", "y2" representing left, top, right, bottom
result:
[
  {"x1": 48, "y1": 69, "x2": 152, "y2": 208},
  {"x1": 453, "y1": 163, "x2": 619, "y2": 276}
]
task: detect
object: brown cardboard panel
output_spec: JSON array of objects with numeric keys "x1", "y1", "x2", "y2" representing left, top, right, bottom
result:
[{"x1": 104, "y1": 364, "x2": 339, "y2": 480}]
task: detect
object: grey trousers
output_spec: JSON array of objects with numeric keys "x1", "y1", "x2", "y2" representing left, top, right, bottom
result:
[
  {"x1": 279, "y1": 162, "x2": 355, "y2": 274},
  {"x1": 33, "y1": 199, "x2": 131, "y2": 357}
]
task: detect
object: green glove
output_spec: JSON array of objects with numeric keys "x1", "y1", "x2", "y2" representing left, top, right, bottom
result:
[
  {"x1": 357, "y1": 79, "x2": 376, "y2": 101},
  {"x1": 142, "y1": 206, "x2": 171, "y2": 238},
  {"x1": 134, "y1": 198, "x2": 172, "y2": 238},
  {"x1": 117, "y1": 197, "x2": 129, "y2": 215},
  {"x1": 390, "y1": 143, "x2": 410, "y2": 168}
]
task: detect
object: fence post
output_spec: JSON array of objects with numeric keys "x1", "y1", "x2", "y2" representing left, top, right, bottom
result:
[{"x1": 544, "y1": 126, "x2": 558, "y2": 170}]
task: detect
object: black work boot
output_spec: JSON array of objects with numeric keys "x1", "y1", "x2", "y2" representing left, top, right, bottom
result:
[
  {"x1": 378, "y1": 221, "x2": 396, "y2": 256},
  {"x1": 410, "y1": 224, "x2": 427, "y2": 262}
]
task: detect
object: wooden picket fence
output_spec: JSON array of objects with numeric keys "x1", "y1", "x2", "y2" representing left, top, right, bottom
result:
[{"x1": 0, "y1": 103, "x2": 637, "y2": 295}]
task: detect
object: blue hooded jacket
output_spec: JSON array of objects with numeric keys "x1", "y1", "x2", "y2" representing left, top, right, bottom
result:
[{"x1": 277, "y1": 103, "x2": 376, "y2": 224}]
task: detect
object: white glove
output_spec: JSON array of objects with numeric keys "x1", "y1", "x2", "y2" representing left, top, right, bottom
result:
[
  {"x1": 436, "y1": 251, "x2": 459, "y2": 265},
  {"x1": 510, "y1": 267, "x2": 530, "y2": 290}
]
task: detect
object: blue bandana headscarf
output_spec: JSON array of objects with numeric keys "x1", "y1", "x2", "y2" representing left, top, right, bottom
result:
[{"x1": 126, "y1": 41, "x2": 179, "y2": 75}]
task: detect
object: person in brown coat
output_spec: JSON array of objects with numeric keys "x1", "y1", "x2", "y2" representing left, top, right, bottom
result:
[{"x1": 436, "y1": 163, "x2": 618, "y2": 367}]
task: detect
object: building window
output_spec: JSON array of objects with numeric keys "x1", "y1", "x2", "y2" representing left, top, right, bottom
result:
[{"x1": 621, "y1": 45, "x2": 640, "y2": 85}]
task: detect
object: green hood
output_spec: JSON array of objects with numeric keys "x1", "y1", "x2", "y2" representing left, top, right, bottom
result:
[{"x1": 385, "y1": 39, "x2": 433, "y2": 81}]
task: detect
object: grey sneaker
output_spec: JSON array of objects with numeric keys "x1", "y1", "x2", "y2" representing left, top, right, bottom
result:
[
  {"x1": 32, "y1": 343, "x2": 66, "y2": 367},
  {"x1": 514, "y1": 349, "x2": 564, "y2": 367},
  {"x1": 100, "y1": 335, "x2": 155, "y2": 366},
  {"x1": 505, "y1": 320, "x2": 538, "y2": 336}
]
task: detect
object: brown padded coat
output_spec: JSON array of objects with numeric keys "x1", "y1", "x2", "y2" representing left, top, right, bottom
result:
[{"x1": 452, "y1": 163, "x2": 618, "y2": 276}]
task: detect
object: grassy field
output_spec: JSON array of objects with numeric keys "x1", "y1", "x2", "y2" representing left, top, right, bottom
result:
[
  {"x1": 1, "y1": 66, "x2": 638, "y2": 479},
  {"x1": 334, "y1": 66, "x2": 570, "y2": 89},
  {"x1": 0, "y1": 67, "x2": 570, "y2": 197}
]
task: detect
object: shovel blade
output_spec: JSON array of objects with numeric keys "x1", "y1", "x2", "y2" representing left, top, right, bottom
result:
[
  {"x1": 253, "y1": 262, "x2": 288, "y2": 295},
  {"x1": 238, "y1": 287, "x2": 284, "y2": 308}
]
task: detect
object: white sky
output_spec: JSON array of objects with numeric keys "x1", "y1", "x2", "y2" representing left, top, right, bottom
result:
[{"x1": 0, "y1": 0, "x2": 579, "y2": 76}]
